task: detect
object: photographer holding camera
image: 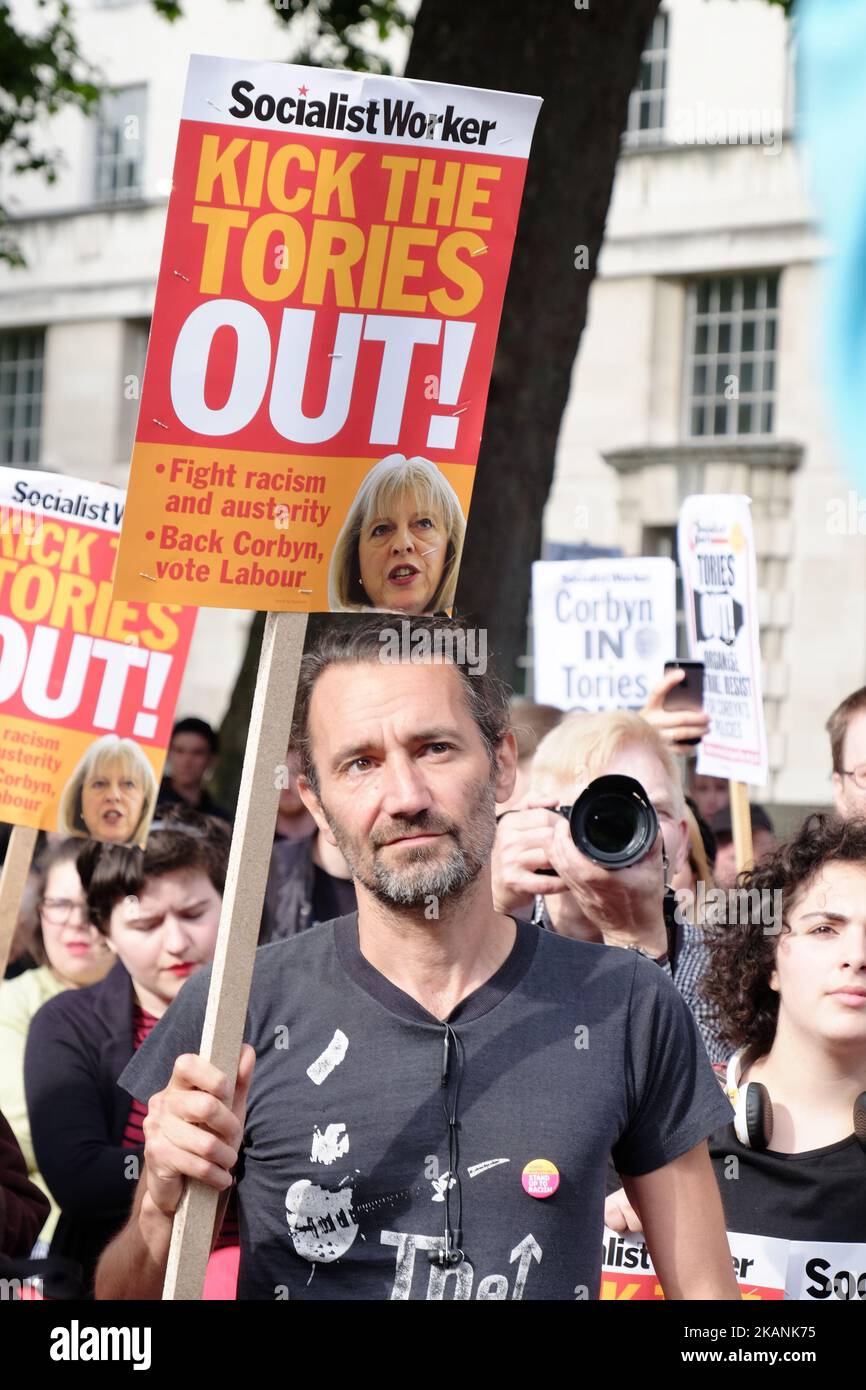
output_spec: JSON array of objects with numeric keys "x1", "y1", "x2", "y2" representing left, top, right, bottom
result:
[{"x1": 493, "y1": 710, "x2": 725, "y2": 1063}]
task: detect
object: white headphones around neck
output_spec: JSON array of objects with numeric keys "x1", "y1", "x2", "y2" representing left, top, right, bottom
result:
[
  {"x1": 725, "y1": 1047, "x2": 866, "y2": 1154},
  {"x1": 725, "y1": 1049, "x2": 773, "y2": 1151}
]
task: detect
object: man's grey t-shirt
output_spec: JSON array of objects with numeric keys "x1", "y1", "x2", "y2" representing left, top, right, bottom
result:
[{"x1": 120, "y1": 916, "x2": 732, "y2": 1301}]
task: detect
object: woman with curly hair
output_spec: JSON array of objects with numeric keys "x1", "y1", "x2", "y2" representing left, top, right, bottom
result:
[
  {"x1": 606, "y1": 813, "x2": 866, "y2": 1299},
  {"x1": 700, "y1": 813, "x2": 866, "y2": 1299}
]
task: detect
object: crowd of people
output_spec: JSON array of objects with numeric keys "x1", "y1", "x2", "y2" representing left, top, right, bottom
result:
[{"x1": 1, "y1": 615, "x2": 865, "y2": 1301}]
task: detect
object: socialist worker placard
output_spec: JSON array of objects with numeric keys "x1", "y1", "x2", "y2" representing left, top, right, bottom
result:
[
  {"x1": 113, "y1": 56, "x2": 541, "y2": 613},
  {"x1": 599, "y1": 1226, "x2": 786, "y2": 1301},
  {"x1": 0, "y1": 470, "x2": 195, "y2": 843}
]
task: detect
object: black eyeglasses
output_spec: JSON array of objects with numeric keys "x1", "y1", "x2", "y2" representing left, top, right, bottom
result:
[{"x1": 40, "y1": 898, "x2": 88, "y2": 926}]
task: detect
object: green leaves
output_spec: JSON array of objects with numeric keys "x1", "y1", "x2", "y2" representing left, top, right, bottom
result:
[
  {"x1": 270, "y1": 0, "x2": 413, "y2": 76},
  {"x1": 0, "y1": 0, "x2": 102, "y2": 263},
  {"x1": 0, "y1": 0, "x2": 413, "y2": 264}
]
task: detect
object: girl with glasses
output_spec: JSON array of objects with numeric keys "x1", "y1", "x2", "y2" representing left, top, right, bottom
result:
[{"x1": 0, "y1": 840, "x2": 112, "y2": 1251}]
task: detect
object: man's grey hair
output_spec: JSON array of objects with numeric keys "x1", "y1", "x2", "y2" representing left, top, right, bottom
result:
[{"x1": 291, "y1": 615, "x2": 511, "y2": 792}]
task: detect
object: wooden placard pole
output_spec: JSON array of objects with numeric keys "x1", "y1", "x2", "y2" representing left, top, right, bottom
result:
[
  {"x1": 729, "y1": 779, "x2": 754, "y2": 876},
  {"x1": 162, "y1": 609, "x2": 308, "y2": 1301},
  {"x1": 0, "y1": 824, "x2": 39, "y2": 981}
]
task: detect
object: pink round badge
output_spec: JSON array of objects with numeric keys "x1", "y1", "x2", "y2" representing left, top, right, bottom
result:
[{"x1": 521, "y1": 1158, "x2": 560, "y2": 1199}]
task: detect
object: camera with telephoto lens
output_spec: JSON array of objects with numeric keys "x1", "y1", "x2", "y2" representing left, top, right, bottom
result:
[{"x1": 542, "y1": 774, "x2": 660, "y2": 871}]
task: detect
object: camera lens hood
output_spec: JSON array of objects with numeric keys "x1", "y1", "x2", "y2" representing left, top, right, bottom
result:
[{"x1": 568, "y1": 774, "x2": 659, "y2": 870}]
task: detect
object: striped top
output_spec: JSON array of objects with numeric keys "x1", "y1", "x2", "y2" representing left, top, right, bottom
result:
[
  {"x1": 121, "y1": 1003, "x2": 159, "y2": 1149},
  {"x1": 122, "y1": 999, "x2": 239, "y2": 1252}
]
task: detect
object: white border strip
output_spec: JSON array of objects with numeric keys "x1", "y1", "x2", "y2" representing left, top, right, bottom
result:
[{"x1": 181, "y1": 54, "x2": 541, "y2": 158}]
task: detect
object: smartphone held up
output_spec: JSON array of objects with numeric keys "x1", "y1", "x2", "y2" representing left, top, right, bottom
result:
[{"x1": 661, "y1": 660, "x2": 707, "y2": 749}]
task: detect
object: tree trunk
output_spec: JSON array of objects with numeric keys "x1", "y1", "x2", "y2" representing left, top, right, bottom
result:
[
  {"x1": 211, "y1": 611, "x2": 332, "y2": 811},
  {"x1": 209, "y1": 610, "x2": 265, "y2": 811},
  {"x1": 405, "y1": 0, "x2": 661, "y2": 687},
  {"x1": 216, "y1": 0, "x2": 660, "y2": 786}
]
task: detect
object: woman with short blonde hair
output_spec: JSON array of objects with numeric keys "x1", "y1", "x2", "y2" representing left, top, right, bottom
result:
[
  {"x1": 58, "y1": 735, "x2": 157, "y2": 847},
  {"x1": 328, "y1": 453, "x2": 466, "y2": 614},
  {"x1": 531, "y1": 709, "x2": 687, "y2": 823}
]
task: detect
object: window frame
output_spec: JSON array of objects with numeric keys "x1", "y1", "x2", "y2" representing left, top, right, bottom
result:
[
  {"x1": 0, "y1": 329, "x2": 46, "y2": 468},
  {"x1": 681, "y1": 273, "x2": 781, "y2": 442},
  {"x1": 625, "y1": 10, "x2": 670, "y2": 145},
  {"x1": 93, "y1": 84, "x2": 148, "y2": 206}
]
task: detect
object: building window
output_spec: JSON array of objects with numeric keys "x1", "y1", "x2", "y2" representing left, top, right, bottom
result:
[
  {"x1": 0, "y1": 330, "x2": 45, "y2": 467},
  {"x1": 625, "y1": 11, "x2": 669, "y2": 143},
  {"x1": 94, "y1": 86, "x2": 147, "y2": 204},
  {"x1": 684, "y1": 273, "x2": 780, "y2": 439}
]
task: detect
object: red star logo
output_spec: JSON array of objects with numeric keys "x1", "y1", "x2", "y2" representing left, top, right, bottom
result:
[{"x1": 298, "y1": 85, "x2": 309, "y2": 96}]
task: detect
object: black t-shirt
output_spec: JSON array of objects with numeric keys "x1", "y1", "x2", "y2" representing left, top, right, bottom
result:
[
  {"x1": 121, "y1": 915, "x2": 732, "y2": 1301},
  {"x1": 311, "y1": 865, "x2": 356, "y2": 926},
  {"x1": 156, "y1": 780, "x2": 233, "y2": 824},
  {"x1": 710, "y1": 1124, "x2": 866, "y2": 1300}
]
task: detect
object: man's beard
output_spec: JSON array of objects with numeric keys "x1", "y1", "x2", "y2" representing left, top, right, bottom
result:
[{"x1": 319, "y1": 771, "x2": 499, "y2": 910}]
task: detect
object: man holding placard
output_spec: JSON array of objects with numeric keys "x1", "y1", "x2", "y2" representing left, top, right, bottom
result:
[
  {"x1": 96, "y1": 617, "x2": 737, "y2": 1302},
  {"x1": 99, "y1": 52, "x2": 546, "y2": 1301}
]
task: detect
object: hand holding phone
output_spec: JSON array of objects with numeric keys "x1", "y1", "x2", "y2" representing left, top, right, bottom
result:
[{"x1": 639, "y1": 661, "x2": 709, "y2": 752}]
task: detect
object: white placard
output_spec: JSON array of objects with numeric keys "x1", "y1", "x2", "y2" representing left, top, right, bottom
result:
[
  {"x1": 601, "y1": 1226, "x2": 788, "y2": 1300},
  {"x1": 601, "y1": 1224, "x2": 866, "y2": 1301},
  {"x1": 182, "y1": 54, "x2": 540, "y2": 158},
  {"x1": 677, "y1": 495, "x2": 768, "y2": 785},
  {"x1": 785, "y1": 1240, "x2": 866, "y2": 1301},
  {"x1": 531, "y1": 558, "x2": 676, "y2": 712}
]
